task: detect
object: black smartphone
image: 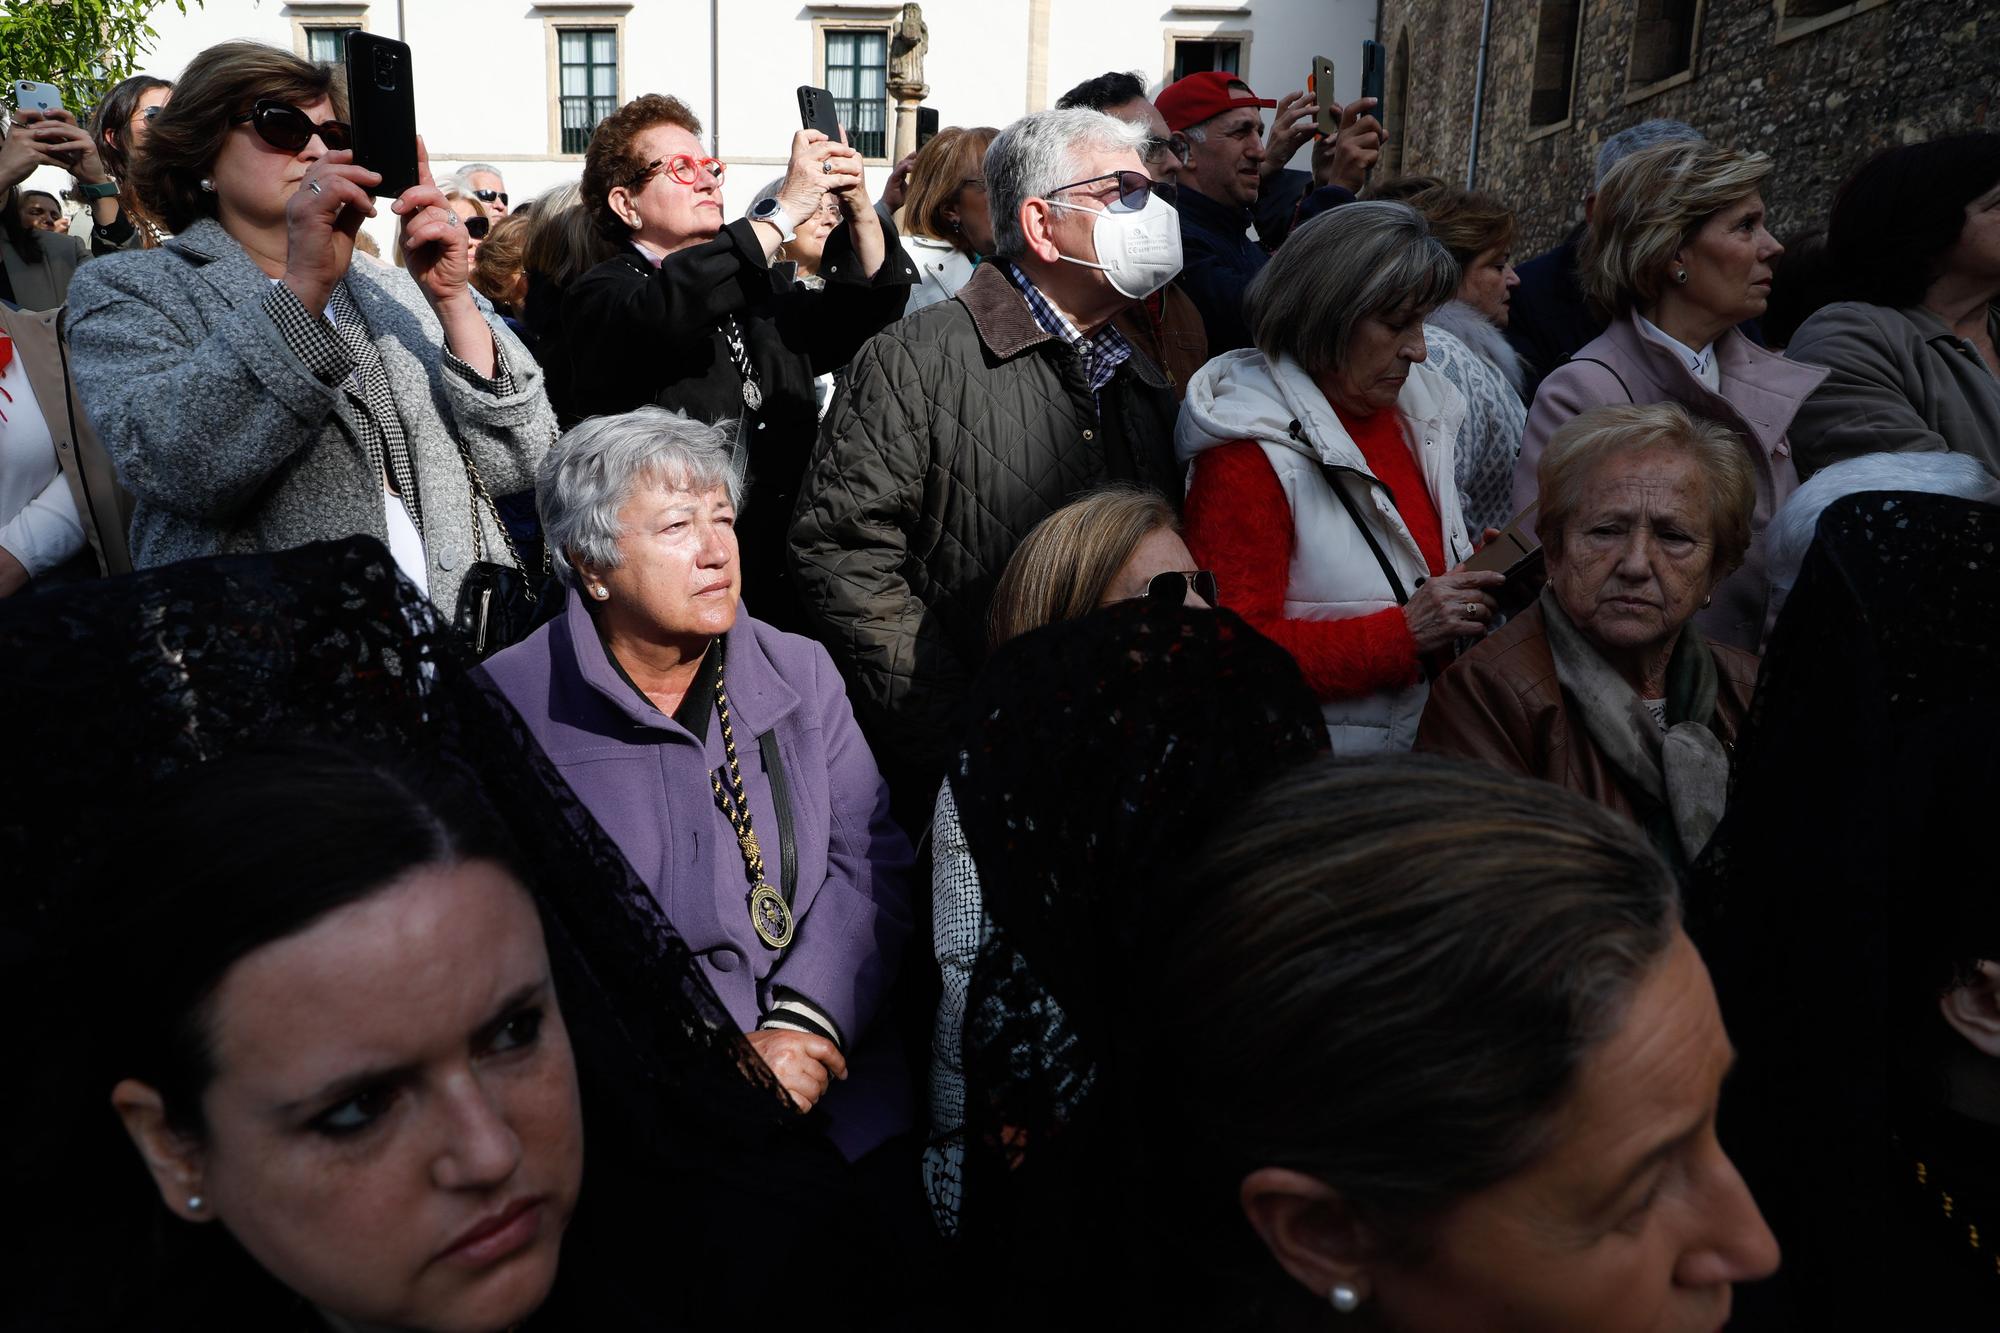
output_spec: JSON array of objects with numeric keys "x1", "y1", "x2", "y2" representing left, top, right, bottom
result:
[
  {"x1": 797, "y1": 85, "x2": 844, "y2": 143},
  {"x1": 916, "y1": 106, "x2": 939, "y2": 151},
  {"x1": 345, "y1": 31, "x2": 418, "y2": 196},
  {"x1": 1310, "y1": 55, "x2": 1338, "y2": 138},
  {"x1": 1361, "y1": 39, "x2": 1387, "y2": 126}
]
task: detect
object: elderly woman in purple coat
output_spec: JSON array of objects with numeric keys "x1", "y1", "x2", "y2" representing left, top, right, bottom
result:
[{"x1": 479, "y1": 405, "x2": 914, "y2": 1162}]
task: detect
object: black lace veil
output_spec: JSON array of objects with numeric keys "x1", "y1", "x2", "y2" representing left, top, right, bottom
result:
[
  {"x1": 1691, "y1": 492, "x2": 2000, "y2": 1328},
  {"x1": 0, "y1": 538, "x2": 899, "y2": 1330},
  {"x1": 942, "y1": 600, "x2": 1329, "y2": 1321}
]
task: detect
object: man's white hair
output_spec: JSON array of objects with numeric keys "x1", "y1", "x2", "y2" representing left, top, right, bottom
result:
[{"x1": 984, "y1": 108, "x2": 1148, "y2": 259}]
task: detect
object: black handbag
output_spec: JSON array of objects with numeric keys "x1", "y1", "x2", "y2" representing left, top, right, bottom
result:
[{"x1": 451, "y1": 437, "x2": 555, "y2": 660}]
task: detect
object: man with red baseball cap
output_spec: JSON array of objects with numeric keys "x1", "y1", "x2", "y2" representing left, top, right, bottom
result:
[{"x1": 1153, "y1": 71, "x2": 1316, "y2": 352}]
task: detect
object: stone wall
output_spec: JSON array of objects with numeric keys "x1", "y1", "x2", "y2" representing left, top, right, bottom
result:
[{"x1": 1374, "y1": 0, "x2": 1996, "y2": 257}]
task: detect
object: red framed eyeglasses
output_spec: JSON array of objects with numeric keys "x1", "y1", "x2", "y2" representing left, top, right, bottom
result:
[{"x1": 629, "y1": 153, "x2": 725, "y2": 188}]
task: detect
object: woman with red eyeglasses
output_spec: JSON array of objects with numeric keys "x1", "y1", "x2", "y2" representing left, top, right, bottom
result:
[
  {"x1": 63, "y1": 41, "x2": 555, "y2": 624},
  {"x1": 563, "y1": 93, "x2": 917, "y2": 634}
]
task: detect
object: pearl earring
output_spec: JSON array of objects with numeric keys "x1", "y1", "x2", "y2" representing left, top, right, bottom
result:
[
  {"x1": 591, "y1": 585, "x2": 609, "y2": 601},
  {"x1": 186, "y1": 1194, "x2": 205, "y2": 1212},
  {"x1": 199, "y1": 178, "x2": 215, "y2": 193},
  {"x1": 1330, "y1": 1283, "x2": 1361, "y2": 1313}
]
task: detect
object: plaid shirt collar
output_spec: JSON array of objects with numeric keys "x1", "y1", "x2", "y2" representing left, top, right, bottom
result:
[{"x1": 998, "y1": 259, "x2": 1132, "y2": 397}]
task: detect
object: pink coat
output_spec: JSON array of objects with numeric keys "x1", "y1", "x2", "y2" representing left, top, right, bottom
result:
[{"x1": 1513, "y1": 310, "x2": 1828, "y2": 652}]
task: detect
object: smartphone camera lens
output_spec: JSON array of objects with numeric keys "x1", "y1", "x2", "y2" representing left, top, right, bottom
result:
[{"x1": 373, "y1": 49, "x2": 399, "y2": 91}]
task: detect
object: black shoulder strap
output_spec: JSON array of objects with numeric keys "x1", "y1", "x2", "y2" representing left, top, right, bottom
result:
[
  {"x1": 757, "y1": 729, "x2": 798, "y2": 906},
  {"x1": 1319, "y1": 464, "x2": 1411, "y2": 606},
  {"x1": 1567, "y1": 355, "x2": 1636, "y2": 403}
]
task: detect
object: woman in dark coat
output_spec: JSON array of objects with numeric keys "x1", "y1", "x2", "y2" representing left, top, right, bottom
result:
[{"x1": 563, "y1": 93, "x2": 915, "y2": 632}]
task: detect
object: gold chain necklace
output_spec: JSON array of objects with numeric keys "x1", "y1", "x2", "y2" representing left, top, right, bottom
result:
[{"x1": 708, "y1": 677, "x2": 794, "y2": 949}]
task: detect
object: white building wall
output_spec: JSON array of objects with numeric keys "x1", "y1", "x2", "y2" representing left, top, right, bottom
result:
[{"x1": 42, "y1": 0, "x2": 1371, "y2": 250}]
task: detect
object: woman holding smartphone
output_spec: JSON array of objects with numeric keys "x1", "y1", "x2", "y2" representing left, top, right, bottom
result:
[
  {"x1": 562, "y1": 92, "x2": 916, "y2": 633},
  {"x1": 63, "y1": 40, "x2": 553, "y2": 620}
]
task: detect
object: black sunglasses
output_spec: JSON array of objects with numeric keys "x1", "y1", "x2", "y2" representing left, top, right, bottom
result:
[
  {"x1": 472, "y1": 188, "x2": 508, "y2": 205},
  {"x1": 231, "y1": 99, "x2": 351, "y2": 153},
  {"x1": 1048, "y1": 168, "x2": 1159, "y2": 210},
  {"x1": 464, "y1": 214, "x2": 490, "y2": 240},
  {"x1": 1146, "y1": 570, "x2": 1217, "y2": 607}
]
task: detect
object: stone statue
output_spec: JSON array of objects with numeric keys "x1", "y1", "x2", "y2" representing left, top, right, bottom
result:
[{"x1": 889, "y1": 3, "x2": 929, "y2": 91}]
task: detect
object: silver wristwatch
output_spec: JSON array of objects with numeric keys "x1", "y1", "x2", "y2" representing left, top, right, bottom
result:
[{"x1": 748, "y1": 196, "x2": 798, "y2": 243}]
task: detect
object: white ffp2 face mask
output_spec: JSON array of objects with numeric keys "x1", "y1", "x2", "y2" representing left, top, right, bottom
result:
[{"x1": 1048, "y1": 188, "x2": 1184, "y2": 301}]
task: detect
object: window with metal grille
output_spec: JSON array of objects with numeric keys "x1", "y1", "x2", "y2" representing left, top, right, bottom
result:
[
  {"x1": 824, "y1": 29, "x2": 887, "y2": 159},
  {"x1": 305, "y1": 27, "x2": 359, "y2": 66},
  {"x1": 1171, "y1": 39, "x2": 1242, "y2": 82},
  {"x1": 558, "y1": 28, "x2": 618, "y2": 155}
]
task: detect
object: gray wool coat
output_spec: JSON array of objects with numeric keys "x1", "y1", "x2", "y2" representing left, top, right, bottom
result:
[{"x1": 63, "y1": 218, "x2": 554, "y2": 611}]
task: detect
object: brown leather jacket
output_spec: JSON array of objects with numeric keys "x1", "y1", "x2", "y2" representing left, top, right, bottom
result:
[
  {"x1": 1414, "y1": 601, "x2": 1759, "y2": 826},
  {"x1": 1111, "y1": 281, "x2": 1207, "y2": 401}
]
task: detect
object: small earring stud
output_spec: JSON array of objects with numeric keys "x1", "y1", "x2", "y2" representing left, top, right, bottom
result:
[
  {"x1": 187, "y1": 1194, "x2": 205, "y2": 1212},
  {"x1": 198, "y1": 178, "x2": 215, "y2": 193},
  {"x1": 591, "y1": 585, "x2": 609, "y2": 601},
  {"x1": 1330, "y1": 1283, "x2": 1361, "y2": 1313},
  {"x1": 1674, "y1": 267, "x2": 1689, "y2": 285}
]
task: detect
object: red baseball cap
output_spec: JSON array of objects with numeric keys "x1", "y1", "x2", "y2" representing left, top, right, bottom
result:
[{"x1": 1155, "y1": 71, "x2": 1276, "y2": 133}]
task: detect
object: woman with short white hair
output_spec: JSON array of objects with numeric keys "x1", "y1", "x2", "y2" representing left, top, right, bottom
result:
[
  {"x1": 1178, "y1": 201, "x2": 1505, "y2": 754},
  {"x1": 478, "y1": 405, "x2": 916, "y2": 1165}
]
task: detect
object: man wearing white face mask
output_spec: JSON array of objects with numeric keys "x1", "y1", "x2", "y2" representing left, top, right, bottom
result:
[{"x1": 791, "y1": 108, "x2": 1185, "y2": 822}]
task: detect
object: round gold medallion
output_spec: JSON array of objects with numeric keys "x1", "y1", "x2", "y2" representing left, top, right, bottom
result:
[{"x1": 749, "y1": 883, "x2": 795, "y2": 949}]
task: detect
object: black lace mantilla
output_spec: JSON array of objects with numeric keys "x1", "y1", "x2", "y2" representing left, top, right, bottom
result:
[
  {"x1": 943, "y1": 600, "x2": 1328, "y2": 1315},
  {"x1": 0, "y1": 538, "x2": 899, "y2": 1329},
  {"x1": 1691, "y1": 491, "x2": 2000, "y2": 1332}
]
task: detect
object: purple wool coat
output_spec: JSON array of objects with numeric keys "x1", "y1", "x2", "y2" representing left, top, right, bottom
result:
[{"x1": 477, "y1": 590, "x2": 916, "y2": 1160}]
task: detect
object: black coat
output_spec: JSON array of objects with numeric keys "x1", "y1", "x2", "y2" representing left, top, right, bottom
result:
[{"x1": 560, "y1": 217, "x2": 915, "y2": 631}]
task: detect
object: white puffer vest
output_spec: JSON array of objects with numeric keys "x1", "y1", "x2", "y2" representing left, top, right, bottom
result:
[{"x1": 1178, "y1": 350, "x2": 1473, "y2": 755}]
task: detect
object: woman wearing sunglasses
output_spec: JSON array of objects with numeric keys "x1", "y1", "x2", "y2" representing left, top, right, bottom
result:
[
  {"x1": 88, "y1": 72, "x2": 174, "y2": 251},
  {"x1": 64, "y1": 41, "x2": 554, "y2": 620},
  {"x1": 565, "y1": 92, "x2": 916, "y2": 634}
]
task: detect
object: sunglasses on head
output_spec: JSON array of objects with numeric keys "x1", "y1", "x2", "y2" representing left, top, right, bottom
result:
[
  {"x1": 464, "y1": 214, "x2": 490, "y2": 239},
  {"x1": 629, "y1": 153, "x2": 725, "y2": 189},
  {"x1": 231, "y1": 99, "x2": 351, "y2": 153},
  {"x1": 472, "y1": 188, "x2": 508, "y2": 205},
  {"x1": 137, "y1": 104, "x2": 165, "y2": 123},
  {"x1": 1049, "y1": 168, "x2": 1162, "y2": 211},
  {"x1": 1145, "y1": 570, "x2": 1218, "y2": 607}
]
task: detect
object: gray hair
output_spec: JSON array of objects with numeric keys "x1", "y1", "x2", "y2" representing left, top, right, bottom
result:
[
  {"x1": 1244, "y1": 201, "x2": 1459, "y2": 378},
  {"x1": 537, "y1": 406, "x2": 747, "y2": 589},
  {"x1": 457, "y1": 161, "x2": 504, "y2": 181},
  {"x1": 1593, "y1": 119, "x2": 1701, "y2": 188},
  {"x1": 1769, "y1": 452, "x2": 2000, "y2": 602},
  {"x1": 985, "y1": 108, "x2": 1148, "y2": 258}
]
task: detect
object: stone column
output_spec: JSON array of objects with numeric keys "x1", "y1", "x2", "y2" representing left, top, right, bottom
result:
[
  {"x1": 890, "y1": 82, "x2": 930, "y2": 161},
  {"x1": 887, "y1": 2, "x2": 929, "y2": 161}
]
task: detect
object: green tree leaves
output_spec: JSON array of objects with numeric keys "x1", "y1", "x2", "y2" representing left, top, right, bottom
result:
[{"x1": 0, "y1": 0, "x2": 203, "y2": 121}]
